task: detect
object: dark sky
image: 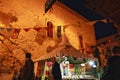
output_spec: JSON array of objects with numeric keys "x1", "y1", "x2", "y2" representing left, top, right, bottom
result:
[{"x1": 60, "y1": 0, "x2": 118, "y2": 40}]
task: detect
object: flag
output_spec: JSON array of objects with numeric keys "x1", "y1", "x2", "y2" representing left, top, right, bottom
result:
[
  {"x1": 24, "y1": 28, "x2": 30, "y2": 32},
  {"x1": 0, "y1": 28, "x2": 13, "y2": 39},
  {"x1": 11, "y1": 29, "x2": 20, "y2": 39},
  {"x1": 34, "y1": 27, "x2": 41, "y2": 32}
]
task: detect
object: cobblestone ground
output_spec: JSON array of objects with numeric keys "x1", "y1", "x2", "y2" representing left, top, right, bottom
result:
[{"x1": 0, "y1": 73, "x2": 13, "y2": 80}]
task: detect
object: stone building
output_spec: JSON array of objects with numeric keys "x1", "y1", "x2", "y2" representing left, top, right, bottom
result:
[
  {"x1": 0, "y1": 1, "x2": 97, "y2": 79},
  {"x1": 0, "y1": 0, "x2": 96, "y2": 59}
]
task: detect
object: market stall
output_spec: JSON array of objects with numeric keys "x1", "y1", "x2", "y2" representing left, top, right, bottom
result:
[
  {"x1": 34, "y1": 33, "x2": 100, "y2": 80},
  {"x1": 60, "y1": 56, "x2": 99, "y2": 80}
]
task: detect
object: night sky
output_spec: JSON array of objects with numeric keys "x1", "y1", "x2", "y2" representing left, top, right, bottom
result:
[{"x1": 60, "y1": 0, "x2": 118, "y2": 40}]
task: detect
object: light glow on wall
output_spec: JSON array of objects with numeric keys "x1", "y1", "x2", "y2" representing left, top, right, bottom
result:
[{"x1": 0, "y1": 23, "x2": 5, "y2": 27}]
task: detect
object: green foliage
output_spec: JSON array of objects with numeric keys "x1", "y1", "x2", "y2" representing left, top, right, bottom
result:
[
  {"x1": 114, "y1": 34, "x2": 120, "y2": 41},
  {"x1": 67, "y1": 57, "x2": 87, "y2": 64}
]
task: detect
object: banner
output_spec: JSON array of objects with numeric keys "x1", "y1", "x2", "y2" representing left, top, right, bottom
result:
[{"x1": 0, "y1": 27, "x2": 47, "y2": 39}]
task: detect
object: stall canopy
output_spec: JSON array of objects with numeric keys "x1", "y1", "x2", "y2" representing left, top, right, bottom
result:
[{"x1": 34, "y1": 33, "x2": 93, "y2": 62}]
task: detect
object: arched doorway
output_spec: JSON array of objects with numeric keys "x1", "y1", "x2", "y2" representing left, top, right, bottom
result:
[{"x1": 47, "y1": 21, "x2": 53, "y2": 38}]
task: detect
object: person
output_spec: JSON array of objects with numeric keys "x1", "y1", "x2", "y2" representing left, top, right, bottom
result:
[
  {"x1": 101, "y1": 46, "x2": 120, "y2": 80},
  {"x1": 12, "y1": 70, "x2": 19, "y2": 80},
  {"x1": 20, "y1": 52, "x2": 34, "y2": 80},
  {"x1": 52, "y1": 61, "x2": 62, "y2": 80}
]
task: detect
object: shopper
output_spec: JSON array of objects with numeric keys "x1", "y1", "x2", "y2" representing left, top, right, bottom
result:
[
  {"x1": 20, "y1": 52, "x2": 34, "y2": 80},
  {"x1": 101, "y1": 46, "x2": 120, "y2": 80},
  {"x1": 52, "y1": 61, "x2": 62, "y2": 80}
]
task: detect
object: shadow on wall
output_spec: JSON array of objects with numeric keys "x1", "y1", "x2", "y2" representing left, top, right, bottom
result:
[{"x1": 0, "y1": 11, "x2": 18, "y2": 27}]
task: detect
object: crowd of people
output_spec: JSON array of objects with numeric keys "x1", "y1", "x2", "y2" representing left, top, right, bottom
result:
[
  {"x1": 12, "y1": 46, "x2": 120, "y2": 80},
  {"x1": 81, "y1": 40, "x2": 120, "y2": 80}
]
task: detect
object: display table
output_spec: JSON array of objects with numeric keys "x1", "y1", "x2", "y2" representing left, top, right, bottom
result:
[
  {"x1": 63, "y1": 78, "x2": 96, "y2": 80},
  {"x1": 62, "y1": 75, "x2": 97, "y2": 80}
]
